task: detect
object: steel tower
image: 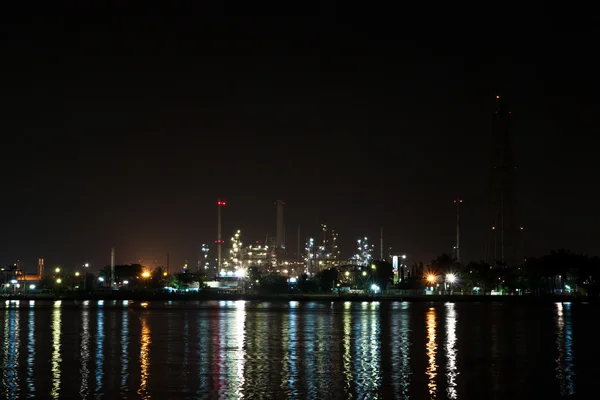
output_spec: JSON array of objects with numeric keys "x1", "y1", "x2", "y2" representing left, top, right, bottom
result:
[
  {"x1": 487, "y1": 95, "x2": 520, "y2": 267},
  {"x1": 216, "y1": 199, "x2": 226, "y2": 277}
]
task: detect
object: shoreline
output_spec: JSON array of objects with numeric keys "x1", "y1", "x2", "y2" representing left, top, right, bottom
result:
[{"x1": 2, "y1": 292, "x2": 596, "y2": 304}]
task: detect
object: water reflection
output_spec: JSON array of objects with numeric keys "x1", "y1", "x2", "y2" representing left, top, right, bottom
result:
[
  {"x1": 80, "y1": 309, "x2": 90, "y2": 399},
  {"x1": 196, "y1": 316, "x2": 210, "y2": 396},
  {"x1": 304, "y1": 309, "x2": 317, "y2": 398},
  {"x1": 490, "y1": 309, "x2": 500, "y2": 396},
  {"x1": 0, "y1": 300, "x2": 592, "y2": 399},
  {"x1": 555, "y1": 302, "x2": 575, "y2": 396},
  {"x1": 2, "y1": 307, "x2": 20, "y2": 400},
  {"x1": 138, "y1": 313, "x2": 151, "y2": 399},
  {"x1": 95, "y1": 308, "x2": 104, "y2": 397},
  {"x1": 445, "y1": 303, "x2": 458, "y2": 399},
  {"x1": 282, "y1": 303, "x2": 298, "y2": 396},
  {"x1": 354, "y1": 301, "x2": 382, "y2": 399},
  {"x1": 182, "y1": 312, "x2": 189, "y2": 392},
  {"x1": 233, "y1": 301, "x2": 246, "y2": 397},
  {"x1": 391, "y1": 302, "x2": 411, "y2": 398},
  {"x1": 27, "y1": 308, "x2": 35, "y2": 398},
  {"x1": 120, "y1": 308, "x2": 129, "y2": 397},
  {"x1": 315, "y1": 307, "x2": 333, "y2": 395},
  {"x1": 426, "y1": 307, "x2": 438, "y2": 398},
  {"x1": 343, "y1": 302, "x2": 353, "y2": 397},
  {"x1": 51, "y1": 302, "x2": 62, "y2": 399}
]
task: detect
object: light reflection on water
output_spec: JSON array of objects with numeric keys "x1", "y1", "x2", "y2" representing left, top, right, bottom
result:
[
  {"x1": 282, "y1": 302, "x2": 298, "y2": 396},
  {"x1": 2, "y1": 305, "x2": 20, "y2": 400},
  {"x1": 26, "y1": 307, "x2": 35, "y2": 399},
  {"x1": 304, "y1": 305, "x2": 317, "y2": 399},
  {"x1": 391, "y1": 301, "x2": 411, "y2": 398},
  {"x1": 445, "y1": 302, "x2": 458, "y2": 399},
  {"x1": 426, "y1": 307, "x2": 438, "y2": 398},
  {"x1": 120, "y1": 307, "x2": 129, "y2": 397},
  {"x1": 138, "y1": 313, "x2": 151, "y2": 399},
  {"x1": 355, "y1": 301, "x2": 382, "y2": 399},
  {"x1": 95, "y1": 306, "x2": 104, "y2": 397},
  {"x1": 343, "y1": 301, "x2": 353, "y2": 398},
  {"x1": 51, "y1": 302, "x2": 61, "y2": 399},
  {"x1": 0, "y1": 300, "x2": 590, "y2": 399},
  {"x1": 555, "y1": 302, "x2": 575, "y2": 396},
  {"x1": 80, "y1": 308, "x2": 90, "y2": 399}
]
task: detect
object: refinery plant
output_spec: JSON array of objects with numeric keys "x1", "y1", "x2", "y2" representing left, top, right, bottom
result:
[{"x1": 201, "y1": 198, "x2": 378, "y2": 284}]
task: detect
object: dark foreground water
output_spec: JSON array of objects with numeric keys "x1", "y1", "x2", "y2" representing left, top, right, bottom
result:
[{"x1": 0, "y1": 300, "x2": 597, "y2": 399}]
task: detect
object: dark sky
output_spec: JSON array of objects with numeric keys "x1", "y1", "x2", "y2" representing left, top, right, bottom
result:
[{"x1": 1, "y1": 6, "x2": 599, "y2": 273}]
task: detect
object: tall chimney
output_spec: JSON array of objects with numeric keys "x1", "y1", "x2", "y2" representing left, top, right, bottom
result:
[
  {"x1": 38, "y1": 258, "x2": 44, "y2": 277},
  {"x1": 110, "y1": 246, "x2": 115, "y2": 287},
  {"x1": 216, "y1": 199, "x2": 226, "y2": 277}
]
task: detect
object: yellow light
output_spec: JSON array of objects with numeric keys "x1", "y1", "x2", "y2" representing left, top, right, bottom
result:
[
  {"x1": 427, "y1": 275, "x2": 436, "y2": 283},
  {"x1": 56, "y1": 278, "x2": 62, "y2": 284},
  {"x1": 75, "y1": 271, "x2": 80, "y2": 276},
  {"x1": 162, "y1": 272, "x2": 167, "y2": 276},
  {"x1": 142, "y1": 271, "x2": 150, "y2": 278}
]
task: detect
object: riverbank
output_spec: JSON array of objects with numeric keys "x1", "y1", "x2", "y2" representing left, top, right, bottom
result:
[{"x1": 2, "y1": 292, "x2": 596, "y2": 303}]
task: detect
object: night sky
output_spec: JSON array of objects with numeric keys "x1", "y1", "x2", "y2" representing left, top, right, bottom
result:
[{"x1": 1, "y1": 7, "x2": 598, "y2": 273}]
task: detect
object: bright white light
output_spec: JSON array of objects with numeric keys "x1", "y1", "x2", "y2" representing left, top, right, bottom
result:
[
  {"x1": 289, "y1": 277, "x2": 297, "y2": 283},
  {"x1": 10, "y1": 279, "x2": 17, "y2": 284},
  {"x1": 29, "y1": 284, "x2": 36, "y2": 289},
  {"x1": 84, "y1": 263, "x2": 89, "y2": 267},
  {"x1": 371, "y1": 284, "x2": 380, "y2": 293},
  {"x1": 123, "y1": 280, "x2": 129, "y2": 285},
  {"x1": 98, "y1": 277, "x2": 104, "y2": 282},
  {"x1": 234, "y1": 269, "x2": 246, "y2": 277},
  {"x1": 446, "y1": 274, "x2": 456, "y2": 283}
]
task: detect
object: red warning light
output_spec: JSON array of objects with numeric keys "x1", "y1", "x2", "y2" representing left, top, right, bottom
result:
[{"x1": 217, "y1": 201, "x2": 227, "y2": 206}]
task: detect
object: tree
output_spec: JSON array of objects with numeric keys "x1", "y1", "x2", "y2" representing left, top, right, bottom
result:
[
  {"x1": 465, "y1": 261, "x2": 496, "y2": 292},
  {"x1": 371, "y1": 260, "x2": 394, "y2": 289},
  {"x1": 258, "y1": 274, "x2": 288, "y2": 294},
  {"x1": 315, "y1": 268, "x2": 338, "y2": 292},
  {"x1": 100, "y1": 264, "x2": 143, "y2": 282}
]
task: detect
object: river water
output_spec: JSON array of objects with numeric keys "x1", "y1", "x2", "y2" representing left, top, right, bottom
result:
[{"x1": 0, "y1": 300, "x2": 596, "y2": 399}]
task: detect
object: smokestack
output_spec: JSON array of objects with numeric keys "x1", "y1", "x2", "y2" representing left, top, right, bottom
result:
[
  {"x1": 167, "y1": 252, "x2": 170, "y2": 275},
  {"x1": 38, "y1": 258, "x2": 44, "y2": 277},
  {"x1": 276, "y1": 200, "x2": 285, "y2": 249},
  {"x1": 110, "y1": 246, "x2": 115, "y2": 287},
  {"x1": 216, "y1": 199, "x2": 226, "y2": 277}
]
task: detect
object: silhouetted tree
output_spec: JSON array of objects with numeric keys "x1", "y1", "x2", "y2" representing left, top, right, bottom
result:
[{"x1": 316, "y1": 268, "x2": 339, "y2": 292}]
